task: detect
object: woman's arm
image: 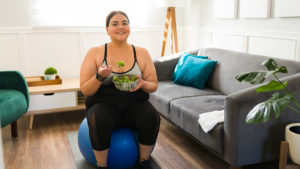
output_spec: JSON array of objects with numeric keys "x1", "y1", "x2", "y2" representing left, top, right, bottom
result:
[
  {"x1": 131, "y1": 47, "x2": 158, "y2": 93},
  {"x1": 80, "y1": 47, "x2": 103, "y2": 96}
]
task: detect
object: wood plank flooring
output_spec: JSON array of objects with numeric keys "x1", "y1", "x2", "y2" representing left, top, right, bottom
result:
[{"x1": 1, "y1": 111, "x2": 279, "y2": 169}]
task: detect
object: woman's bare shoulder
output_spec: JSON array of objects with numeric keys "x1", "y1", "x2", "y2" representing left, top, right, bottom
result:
[
  {"x1": 89, "y1": 45, "x2": 105, "y2": 54},
  {"x1": 85, "y1": 45, "x2": 105, "y2": 60},
  {"x1": 134, "y1": 45, "x2": 147, "y2": 52},
  {"x1": 134, "y1": 46, "x2": 150, "y2": 58}
]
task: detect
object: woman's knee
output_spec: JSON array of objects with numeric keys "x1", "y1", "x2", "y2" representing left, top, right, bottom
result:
[
  {"x1": 137, "y1": 108, "x2": 160, "y2": 145},
  {"x1": 130, "y1": 102, "x2": 160, "y2": 131}
]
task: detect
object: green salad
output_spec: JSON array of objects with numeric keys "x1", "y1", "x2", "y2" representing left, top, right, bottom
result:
[{"x1": 112, "y1": 75, "x2": 138, "y2": 83}]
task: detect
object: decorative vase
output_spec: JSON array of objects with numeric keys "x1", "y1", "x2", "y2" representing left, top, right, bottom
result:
[
  {"x1": 44, "y1": 74, "x2": 56, "y2": 80},
  {"x1": 285, "y1": 123, "x2": 300, "y2": 165}
]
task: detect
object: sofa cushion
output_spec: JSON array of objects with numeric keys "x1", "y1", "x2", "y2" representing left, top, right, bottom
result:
[
  {"x1": 172, "y1": 52, "x2": 208, "y2": 80},
  {"x1": 149, "y1": 81, "x2": 222, "y2": 119},
  {"x1": 169, "y1": 95, "x2": 225, "y2": 154},
  {"x1": 173, "y1": 56, "x2": 217, "y2": 89},
  {"x1": 153, "y1": 49, "x2": 200, "y2": 81}
]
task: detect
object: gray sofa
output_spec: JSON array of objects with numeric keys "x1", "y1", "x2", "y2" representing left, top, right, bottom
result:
[{"x1": 149, "y1": 48, "x2": 300, "y2": 168}]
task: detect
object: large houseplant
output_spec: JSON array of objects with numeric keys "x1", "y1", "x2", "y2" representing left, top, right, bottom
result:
[
  {"x1": 235, "y1": 58, "x2": 300, "y2": 164},
  {"x1": 235, "y1": 58, "x2": 300, "y2": 123}
]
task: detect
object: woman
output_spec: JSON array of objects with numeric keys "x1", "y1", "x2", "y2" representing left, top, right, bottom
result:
[{"x1": 80, "y1": 11, "x2": 160, "y2": 169}]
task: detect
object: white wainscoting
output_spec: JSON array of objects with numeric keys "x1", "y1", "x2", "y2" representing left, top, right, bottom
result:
[
  {"x1": 25, "y1": 32, "x2": 82, "y2": 78},
  {"x1": 183, "y1": 27, "x2": 211, "y2": 51},
  {"x1": 0, "y1": 27, "x2": 184, "y2": 78},
  {"x1": 0, "y1": 33, "x2": 23, "y2": 71},
  {"x1": 248, "y1": 37, "x2": 297, "y2": 60},
  {"x1": 212, "y1": 33, "x2": 244, "y2": 52},
  {"x1": 81, "y1": 32, "x2": 108, "y2": 61},
  {"x1": 1, "y1": 26, "x2": 300, "y2": 78},
  {"x1": 184, "y1": 27, "x2": 300, "y2": 61}
]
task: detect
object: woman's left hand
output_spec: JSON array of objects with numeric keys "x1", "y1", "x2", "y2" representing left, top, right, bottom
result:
[{"x1": 130, "y1": 75, "x2": 145, "y2": 92}]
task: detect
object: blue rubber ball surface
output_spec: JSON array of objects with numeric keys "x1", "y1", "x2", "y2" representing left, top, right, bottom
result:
[{"x1": 78, "y1": 118, "x2": 139, "y2": 169}]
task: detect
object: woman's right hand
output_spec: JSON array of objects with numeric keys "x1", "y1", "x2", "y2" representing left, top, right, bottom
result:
[{"x1": 98, "y1": 65, "x2": 112, "y2": 78}]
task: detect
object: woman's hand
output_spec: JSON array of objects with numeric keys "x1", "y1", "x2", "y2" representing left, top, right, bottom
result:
[
  {"x1": 98, "y1": 65, "x2": 112, "y2": 78},
  {"x1": 130, "y1": 75, "x2": 145, "y2": 92}
]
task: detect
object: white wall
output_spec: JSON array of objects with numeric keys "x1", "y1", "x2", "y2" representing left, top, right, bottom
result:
[
  {"x1": 1, "y1": 0, "x2": 300, "y2": 78},
  {"x1": 0, "y1": 27, "x2": 185, "y2": 78},
  {"x1": 0, "y1": 0, "x2": 31, "y2": 27},
  {"x1": 0, "y1": 0, "x2": 184, "y2": 27},
  {"x1": 183, "y1": 0, "x2": 300, "y2": 61},
  {"x1": 185, "y1": 0, "x2": 300, "y2": 31},
  {"x1": 0, "y1": 0, "x2": 185, "y2": 78}
]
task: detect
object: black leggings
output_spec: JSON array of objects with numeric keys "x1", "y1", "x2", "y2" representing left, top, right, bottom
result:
[{"x1": 86, "y1": 101, "x2": 160, "y2": 151}]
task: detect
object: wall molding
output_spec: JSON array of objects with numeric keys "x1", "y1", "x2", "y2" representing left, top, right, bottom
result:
[
  {"x1": 1, "y1": 26, "x2": 300, "y2": 77},
  {"x1": 0, "y1": 26, "x2": 183, "y2": 33},
  {"x1": 296, "y1": 40, "x2": 300, "y2": 61},
  {"x1": 184, "y1": 26, "x2": 300, "y2": 39},
  {"x1": 184, "y1": 26, "x2": 300, "y2": 61}
]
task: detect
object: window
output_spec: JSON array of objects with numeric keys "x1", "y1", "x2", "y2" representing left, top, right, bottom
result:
[{"x1": 31, "y1": 0, "x2": 153, "y2": 27}]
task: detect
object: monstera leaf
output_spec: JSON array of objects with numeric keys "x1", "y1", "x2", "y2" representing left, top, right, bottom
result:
[
  {"x1": 246, "y1": 92, "x2": 294, "y2": 123},
  {"x1": 256, "y1": 80, "x2": 288, "y2": 93},
  {"x1": 236, "y1": 58, "x2": 288, "y2": 85},
  {"x1": 235, "y1": 71, "x2": 273, "y2": 84},
  {"x1": 235, "y1": 58, "x2": 300, "y2": 124},
  {"x1": 262, "y1": 58, "x2": 288, "y2": 73}
]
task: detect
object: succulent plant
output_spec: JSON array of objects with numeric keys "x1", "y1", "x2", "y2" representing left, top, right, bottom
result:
[{"x1": 44, "y1": 67, "x2": 57, "y2": 75}]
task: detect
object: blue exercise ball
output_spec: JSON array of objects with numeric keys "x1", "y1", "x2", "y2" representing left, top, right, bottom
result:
[{"x1": 78, "y1": 118, "x2": 139, "y2": 169}]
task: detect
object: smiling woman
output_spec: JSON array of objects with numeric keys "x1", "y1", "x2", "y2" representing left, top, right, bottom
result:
[{"x1": 79, "y1": 10, "x2": 160, "y2": 169}]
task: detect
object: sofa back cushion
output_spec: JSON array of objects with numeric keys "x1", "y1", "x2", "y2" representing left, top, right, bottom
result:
[
  {"x1": 198, "y1": 48, "x2": 300, "y2": 95},
  {"x1": 172, "y1": 52, "x2": 208, "y2": 80},
  {"x1": 153, "y1": 49, "x2": 199, "y2": 81}
]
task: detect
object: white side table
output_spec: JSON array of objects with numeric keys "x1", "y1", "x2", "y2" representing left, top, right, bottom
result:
[{"x1": 26, "y1": 78, "x2": 85, "y2": 129}]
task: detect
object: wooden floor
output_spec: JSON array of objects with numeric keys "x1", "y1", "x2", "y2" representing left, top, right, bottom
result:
[{"x1": 1, "y1": 111, "x2": 279, "y2": 169}]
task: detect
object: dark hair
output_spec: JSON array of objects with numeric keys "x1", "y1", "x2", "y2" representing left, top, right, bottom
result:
[{"x1": 106, "y1": 11, "x2": 130, "y2": 27}]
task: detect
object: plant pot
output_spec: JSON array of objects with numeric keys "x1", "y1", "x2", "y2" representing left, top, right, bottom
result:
[
  {"x1": 44, "y1": 74, "x2": 56, "y2": 80},
  {"x1": 285, "y1": 123, "x2": 300, "y2": 165}
]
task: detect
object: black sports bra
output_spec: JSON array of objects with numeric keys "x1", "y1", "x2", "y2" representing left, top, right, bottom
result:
[{"x1": 103, "y1": 43, "x2": 140, "y2": 74}]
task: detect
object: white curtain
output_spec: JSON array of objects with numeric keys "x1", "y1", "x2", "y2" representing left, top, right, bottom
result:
[{"x1": 30, "y1": 0, "x2": 162, "y2": 27}]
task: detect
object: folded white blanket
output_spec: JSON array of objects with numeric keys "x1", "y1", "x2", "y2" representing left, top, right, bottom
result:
[{"x1": 198, "y1": 110, "x2": 224, "y2": 133}]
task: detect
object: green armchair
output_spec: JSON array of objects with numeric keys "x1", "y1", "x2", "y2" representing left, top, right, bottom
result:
[{"x1": 0, "y1": 71, "x2": 29, "y2": 137}]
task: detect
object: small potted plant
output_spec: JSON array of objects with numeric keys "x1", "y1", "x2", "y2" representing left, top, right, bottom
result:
[
  {"x1": 44, "y1": 67, "x2": 57, "y2": 80},
  {"x1": 112, "y1": 61, "x2": 139, "y2": 91},
  {"x1": 235, "y1": 58, "x2": 300, "y2": 164}
]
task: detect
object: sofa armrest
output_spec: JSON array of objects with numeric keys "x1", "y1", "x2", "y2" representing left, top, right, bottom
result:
[
  {"x1": 223, "y1": 73, "x2": 300, "y2": 167},
  {"x1": 153, "y1": 49, "x2": 199, "y2": 81},
  {"x1": 0, "y1": 71, "x2": 29, "y2": 108}
]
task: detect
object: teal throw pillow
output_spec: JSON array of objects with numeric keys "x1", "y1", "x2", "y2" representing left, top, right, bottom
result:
[
  {"x1": 172, "y1": 53, "x2": 208, "y2": 80},
  {"x1": 173, "y1": 56, "x2": 218, "y2": 89}
]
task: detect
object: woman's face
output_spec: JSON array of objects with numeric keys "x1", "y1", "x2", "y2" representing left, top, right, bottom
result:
[{"x1": 106, "y1": 14, "x2": 130, "y2": 42}]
